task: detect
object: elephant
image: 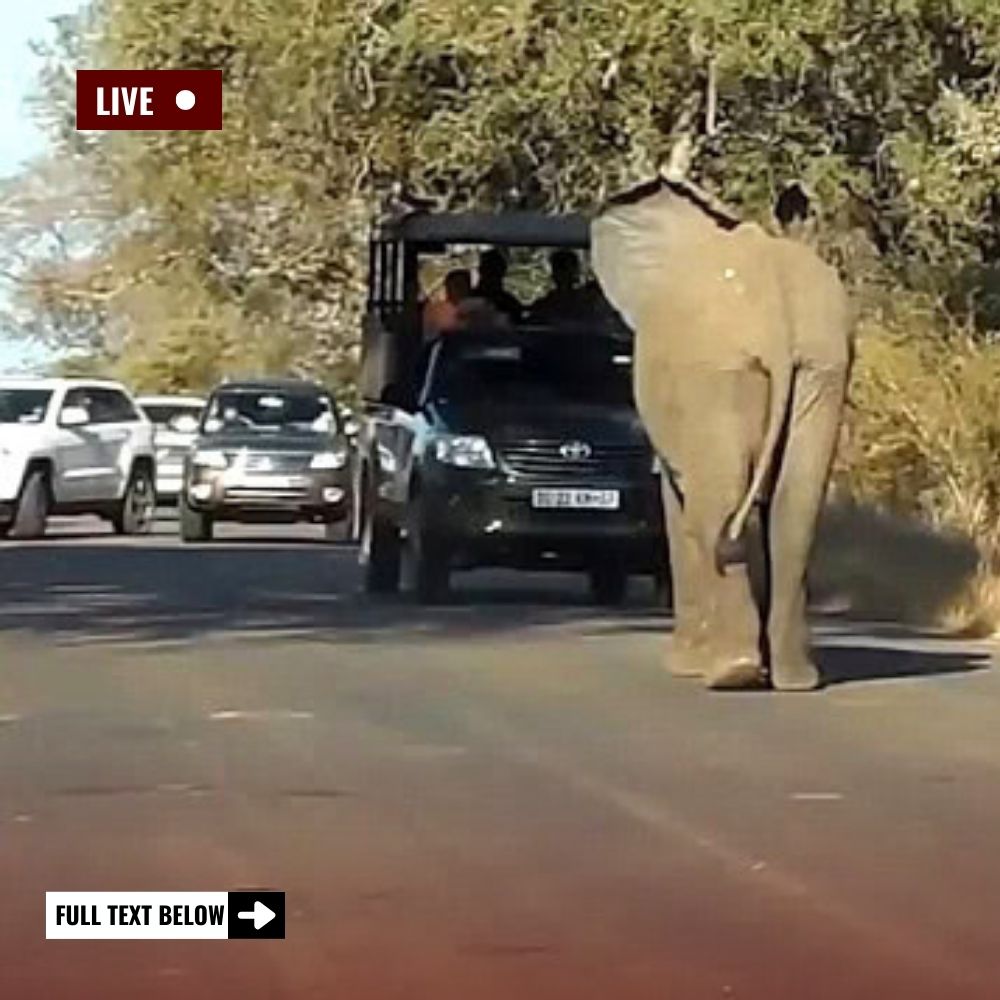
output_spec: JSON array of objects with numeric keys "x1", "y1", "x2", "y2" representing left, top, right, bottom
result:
[{"x1": 591, "y1": 177, "x2": 854, "y2": 691}]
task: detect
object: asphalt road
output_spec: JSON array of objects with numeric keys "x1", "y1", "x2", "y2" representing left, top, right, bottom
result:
[{"x1": 1, "y1": 516, "x2": 999, "y2": 999}]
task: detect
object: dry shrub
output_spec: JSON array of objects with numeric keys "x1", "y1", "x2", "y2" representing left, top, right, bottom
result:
[
  {"x1": 810, "y1": 498, "x2": 980, "y2": 626},
  {"x1": 820, "y1": 293, "x2": 1000, "y2": 634}
]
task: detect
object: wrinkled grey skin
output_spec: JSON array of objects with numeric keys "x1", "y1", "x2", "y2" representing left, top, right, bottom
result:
[{"x1": 592, "y1": 182, "x2": 853, "y2": 691}]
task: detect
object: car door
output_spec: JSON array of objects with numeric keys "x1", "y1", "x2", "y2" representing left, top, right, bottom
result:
[
  {"x1": 51, "y1": 387, "x2": 106, "y2": 504},
  {"x1": 376, "y1": 347, "x2": 436, "y2": 507},
  {"x1": 87, "y1": 388, "x2": 142, "y2": 500}
]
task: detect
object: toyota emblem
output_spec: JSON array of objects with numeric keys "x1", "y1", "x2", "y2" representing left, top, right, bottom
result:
[{"x1": 559, "y1": 440, "x2": 592, "y2": 460}]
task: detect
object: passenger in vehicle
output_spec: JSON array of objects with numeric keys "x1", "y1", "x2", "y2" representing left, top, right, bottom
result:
[
  {"x1": 528, "y1": 250, "x2": 589, "y2": 325},
  {"x1": 422, "y1": 269, "x2": 474, "y2": 338},
  {"x1": 424, "y1": 267, "x2": 511, "y2": 341},
  {"x1": 473, "y1": 249, "x2": 524, "y2": 324}
]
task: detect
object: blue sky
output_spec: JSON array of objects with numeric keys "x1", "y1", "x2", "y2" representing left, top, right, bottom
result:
[{"x1": 1, "y1": 1, "x2": 79, "y2": 372}]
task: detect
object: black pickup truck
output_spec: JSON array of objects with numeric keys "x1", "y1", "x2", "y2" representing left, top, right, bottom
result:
[{"x1": 353, "y1": 208, "x2": 667, "y2": 604}]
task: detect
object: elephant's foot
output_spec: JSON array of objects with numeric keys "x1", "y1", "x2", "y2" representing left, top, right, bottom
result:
[
  {"x1": 770, "y1": 657, "x2": 823, "y2": 692},
  {"x1": 665, "y1": 637, "x2": 706, "y2": 678},
  {"x1": 705, "y1": 658, "x2": 767, "y2": 691}
]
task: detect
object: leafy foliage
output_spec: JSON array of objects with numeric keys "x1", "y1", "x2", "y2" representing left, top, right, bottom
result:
[{"x1": 9, "y1": 0, "x2": 997, "y2": 394}]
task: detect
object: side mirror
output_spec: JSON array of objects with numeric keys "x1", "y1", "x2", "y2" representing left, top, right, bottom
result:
[{"x1": 59, "y1": 405, "x2": 90, "y2": 428}]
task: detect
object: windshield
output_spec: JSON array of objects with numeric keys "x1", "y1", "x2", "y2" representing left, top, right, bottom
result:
[
  {"x1": 430, "y1": 340, "x2": 633, "y2": 407},
  {"x1": 0, "y1": 388, "x2": 53, "y2": 425},
  {"x1": 202, "y1": 389, "x2": 336, "y2": 434},
  {"x1": 140, "y1": 403, "x2": 203, "y2": 427}
]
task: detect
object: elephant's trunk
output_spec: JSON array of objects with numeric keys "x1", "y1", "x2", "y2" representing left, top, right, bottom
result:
[{"x1": 715, "y1": 356, "x2": 793, "y2": 571}]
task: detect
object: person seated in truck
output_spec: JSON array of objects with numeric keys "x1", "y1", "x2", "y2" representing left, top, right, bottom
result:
[
  {"x1": 473, "y1": 249, "x2": 524, "y2": 324},
  {"x1": 527, "y1": 249, "x2": 589, "y2": 325},
  {"x1": 423, "y1": 268, "x2": 474, "y2": 339},
  {"x1": 423, "y1": 268, "x2": 510, "y2": 341}
]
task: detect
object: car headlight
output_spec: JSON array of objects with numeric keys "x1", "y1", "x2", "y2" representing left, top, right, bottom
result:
[
  {"x1": 192, "y1": 449, "x2": 229, "y2": 470},
  {"x1": 310, "y1": 449, "x2": 348, "y2": 470},
  {"x1": 433, "y1": 434, "x2": 496, "y2": 470}
]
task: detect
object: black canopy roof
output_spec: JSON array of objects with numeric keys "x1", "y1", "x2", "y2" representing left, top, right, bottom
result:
[{"x1": 373, "y1": 211, "x2": 591, "y2": 249}]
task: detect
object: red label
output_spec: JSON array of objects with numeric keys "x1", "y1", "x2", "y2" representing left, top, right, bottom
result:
[{"x1": 76, "y1": 70, "x2": 223, "y2": 130}]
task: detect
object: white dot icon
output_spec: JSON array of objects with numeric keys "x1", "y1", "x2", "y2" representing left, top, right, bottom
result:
[{"x1": 175, "y1": 90, "x2": 196, "y2": 111}]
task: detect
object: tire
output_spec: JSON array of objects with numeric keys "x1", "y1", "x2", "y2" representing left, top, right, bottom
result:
[
  {"x1": 9, "y1": 469, "x2": 49, "y2": 540},
  {"x1": 361, "y1": 503, "x2": 401, "y2": 594},
  {"x1": 589, "y1": 561, "x2": 629, "y2": 606},
  {"x1": 179, "y1": 495, "x2": 213, "y2": 542},
  {"x1": 402, "y1": 515, "x2": 451, "y2": 605},
  {"x1": 112, "y1": 466, "x2": 156, "y2": 535}
]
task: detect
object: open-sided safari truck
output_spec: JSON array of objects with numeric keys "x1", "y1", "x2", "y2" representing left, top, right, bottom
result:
[{"x1": 354, "y1": 207, "x2": 668, "y2": 604}]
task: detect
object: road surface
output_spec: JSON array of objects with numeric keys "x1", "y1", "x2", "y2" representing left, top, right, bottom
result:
[{"x1": 1, "y1": 518, "x2": 998, "y2": 999}]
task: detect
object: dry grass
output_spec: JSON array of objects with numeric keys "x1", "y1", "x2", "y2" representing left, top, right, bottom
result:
[
  {"x1": 809, "y1": 498, "x2": 982, "y2": 628},
  {"x1": 815, "y1": 292, "x2": 1000, "y2": 635}
]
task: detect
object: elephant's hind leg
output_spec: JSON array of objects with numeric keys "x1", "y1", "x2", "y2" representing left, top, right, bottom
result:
[
  {"x1": 766, "y1": 363, "x2": 848, "y2": 692},
  {"x1": 667, "y1": 368, "x2": 768, "y2": 691},
  {"x1": 661, "y1": 472, "x2": 709, "y2": 677}
]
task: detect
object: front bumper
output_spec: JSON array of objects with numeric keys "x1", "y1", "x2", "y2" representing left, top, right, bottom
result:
[
  {"x1": 185, "y1": 465, "x2": 350, "y2": 522},
  {"x1": 406, "y1": 465, "x2": 666, "y2": 572}
]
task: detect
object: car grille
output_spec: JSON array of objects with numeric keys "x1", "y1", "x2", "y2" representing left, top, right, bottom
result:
[
  {"x1": 235, "y1": 451, "x2": 313, "y2": 474},
  {"x1": 496, "y1": 440, "x2": 650, "y2": 480}
]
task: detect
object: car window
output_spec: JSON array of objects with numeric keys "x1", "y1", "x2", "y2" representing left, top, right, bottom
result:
[
  {"x1": 0, "y1": 389, "x2": 53, "y2": 425},
  {"x1": 202, "y1": 389, "x2": 338, "y2": 435},
  {"x1": 140, "y1": 403, "x2": 203, "y2": 427},
  {"x1": 61, "y1": 387, "x2": 94, "y2": 423},
  {"x1": 430, "y1": 339, "x2": 634, "y2": 407},
  {"x1": 89, "y1": 389, "x2": 140, "y2": 424}
]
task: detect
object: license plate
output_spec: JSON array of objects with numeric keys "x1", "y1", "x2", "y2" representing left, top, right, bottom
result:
[{"x1": 531, "y1": 488, "x2": 620, "y2": 510}]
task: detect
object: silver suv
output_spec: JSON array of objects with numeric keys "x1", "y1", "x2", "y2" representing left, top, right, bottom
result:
[{"x1": 0, "y1": 378, "x2": 157, "y2": 539}]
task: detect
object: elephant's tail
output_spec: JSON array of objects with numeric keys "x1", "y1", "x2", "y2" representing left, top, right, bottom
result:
[{"x1": 715, "y1": 357, "x2": 794, "y2": 571}]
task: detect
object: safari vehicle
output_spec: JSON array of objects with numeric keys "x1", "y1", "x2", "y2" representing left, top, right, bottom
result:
[
  {"x1": 178, "y1": 377, "x2": 352, "y2": 542},
  {"x1": 354, "y1": 209, "x2": 667, "y2": 603}
]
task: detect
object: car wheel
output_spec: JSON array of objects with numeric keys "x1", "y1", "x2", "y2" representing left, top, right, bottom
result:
[
  {"x1": 113, "y1": 466, "x2": 156, "y2": 535},
  {"x1": 403, "y1": 517, "x2": 451, "y2": 605},
  {"x1": 589, "y1": 561, "x2": 629, "y2": 606},
  {"x1": 361, "y1": 504, "x2": 401, "y2": 594},
  {"x1": 179, "y1": 495, "x2": 213, "y2": 542},
  {"x1": 9, "y1": 469, "x2": 49, "y2": 540}
]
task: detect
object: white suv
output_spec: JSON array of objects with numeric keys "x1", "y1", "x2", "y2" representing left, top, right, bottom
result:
[{"x1": 0, "y1": 378, "x2": 157, "y2": 539}]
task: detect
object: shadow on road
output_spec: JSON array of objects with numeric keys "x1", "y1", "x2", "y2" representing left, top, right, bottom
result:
[
  {"x1": 817, "y1": 643, "x2": 991, "y2": 686},
  {"x1": 0, "y1": 540, "x2": 665, "y2": 648},
  {"x1": 580, "y1": 619, "x2": 992, "y2": 686},
  {"x1": 0, "y1": 538, "x2": 992, "y2": 689}
]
